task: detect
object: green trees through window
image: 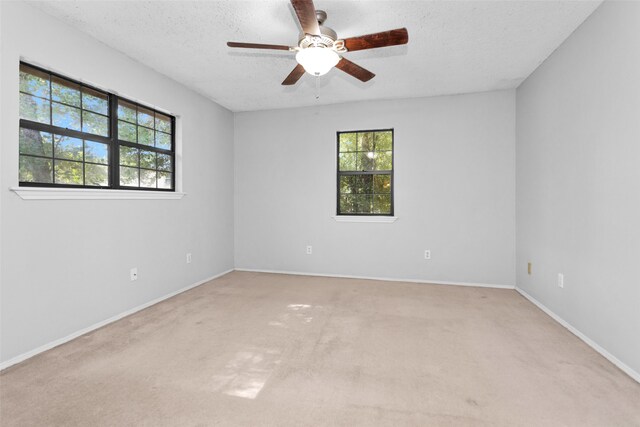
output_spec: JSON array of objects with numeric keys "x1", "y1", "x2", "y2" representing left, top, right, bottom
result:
[
  {"x1": 18, "y1": 62, "x2": 175, "y2": 190},
  {"x1": 116, "y1": 100, "x2": 173, "y2": 189},
  {"x1": 337, "y1": 130, "x2": 394, "y2": 215}
]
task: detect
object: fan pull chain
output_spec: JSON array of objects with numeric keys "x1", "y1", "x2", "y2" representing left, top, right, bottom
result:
[{"x1": 315, "y1": 76, "x2": 320, "y2": 100}]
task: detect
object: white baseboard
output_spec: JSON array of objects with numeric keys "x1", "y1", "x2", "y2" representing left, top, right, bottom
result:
[
  {"x1": 0, "y1": 269, "x2": 234, "y2": 372},
  {"x1": 234, "y1": 268, "x2": 515, "y2": 290},
  {"x1": 516, "y1": 287, "x2": 640, "y2": 384}
]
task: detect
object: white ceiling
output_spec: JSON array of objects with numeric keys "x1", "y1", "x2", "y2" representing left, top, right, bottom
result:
[{"x1": 29, "y1": 0, "x2": 602, "y2": 112}]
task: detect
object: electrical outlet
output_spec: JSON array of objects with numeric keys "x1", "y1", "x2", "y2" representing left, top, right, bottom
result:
[
  {"x1": 424, "y1": 250, "x2": 431, "y2": 260},
  {"x1": 130, "y1": 268, "x2": 138, "y2": 281},
  {"x1": 558, "y1": 273, "x2": 564, "y2": 288},
  {"x1": 528, "y1": 262, "x2": 532, "y2": 275},
  {"x1": 306, "y1": 246, "x2": 313, "y2": 255},
  {"x1": 186, "y1": 253, "x2": 192, "y2": 264}
]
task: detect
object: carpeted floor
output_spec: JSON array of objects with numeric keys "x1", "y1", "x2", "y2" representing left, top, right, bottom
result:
[{"x1": 1, "y1": 271, "x2": 639, "y2": 426}]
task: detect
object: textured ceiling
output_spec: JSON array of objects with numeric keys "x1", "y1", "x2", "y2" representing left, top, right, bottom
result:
[{"x1": 29, "y1": 0, "x2": 602, "y2": 112}]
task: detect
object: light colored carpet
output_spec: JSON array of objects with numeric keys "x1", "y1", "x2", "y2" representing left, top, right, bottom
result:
[{"x1": 1, "y1": 271, "x2": 639, "y2": 426}]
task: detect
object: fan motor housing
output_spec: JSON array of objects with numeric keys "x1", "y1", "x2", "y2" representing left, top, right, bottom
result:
[
  {"x1": 298, "y1": 27, "x2": 337, "y2": 48},
  {"x1": 298, "y1": 10, "x2": 338, "y2": 49}
]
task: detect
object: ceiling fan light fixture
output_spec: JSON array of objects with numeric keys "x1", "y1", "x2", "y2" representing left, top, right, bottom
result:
[
  {"x1": 295, "y1": 47, "x2": 339, "y2": 76},
  {"x1": 227, "y1": 1, "x2": 409, "y2": 85}
]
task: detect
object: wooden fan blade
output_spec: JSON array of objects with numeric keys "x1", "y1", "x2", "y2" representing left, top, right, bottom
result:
[
  {"x1": 335, "y1": 58, "x2": 375, "y2": 82},
  {"x1": 227, "y1": 41, "x2": 292, "y2": 51},
  {"x1": 343, "y1": 28, "x2": 409, "y2": 52},
  {"x1": 282, "y1": 64, "x2": 306, "y2": 85},
  {"x1": 291, "y1": 0, "x2": 320, "y2": 36}
]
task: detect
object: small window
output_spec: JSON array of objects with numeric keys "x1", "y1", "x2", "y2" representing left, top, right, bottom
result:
[
  {"x1": 18, "y1": 62, "x2": 175, "y2": 191},
  {"x1": 337, "y1": 129, "x2": 394, "y2": 215}
]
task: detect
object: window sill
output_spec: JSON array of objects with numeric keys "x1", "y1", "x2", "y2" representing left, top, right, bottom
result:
[
  {"x1": 11, "y1": 187, "x2": 185, "y2": 200},
  {"x1": 332, "y1": 215, "x2": 398, "y2": 223}
]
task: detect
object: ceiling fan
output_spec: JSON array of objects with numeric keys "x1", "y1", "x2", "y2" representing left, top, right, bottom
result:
[{"x1": 227, "y1": 0, "x2": 409, "y2": 85}]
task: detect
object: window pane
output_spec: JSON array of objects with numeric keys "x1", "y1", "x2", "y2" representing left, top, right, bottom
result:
[
  {"x1": 338, "y1": 152, "x2": 356, "y2": 171},
  {"x1": 140, "y1": 150, "x2": 156, "y2": 169},
  {"x1": 52, "y1": 102, "x2": 81, "y2": 131},
  {"x1": 339, "y1": 194, "x2": 356, "y2": 214},
  {"x1": 20, "y1": 93, "x2": 50, "y2": 124},
  {"x1": 85, "y1": 140, "x2": 109, "y2": 165},
  {"x1": 54, "y1": 160, "x2": 83, "y2": 185},
  {"x1": 52, "y1": 76, "x2": 80, "y2": 107},
  {"x1": 82, "y1": 111, "x2": 109, "y2": 136},
  {"x1": 120, "y1": 146, "x2": 139, "y2": 167},
  {"x1": 339, "y1": 133, "x2": 356, "y2": 152},
  {"x1": 355, "y1": 195, "x2": 373, "y2": 213},
  {"x1": 19, "y1": 64, "x2": 50, "y2": 98},
  {"x1": 357, "y1": 132, "x2": 373, "y2": 152},
  {"x1": 118, "y1": 100, "x2": 136, "y2": 123},
  {"x1": 375, "y1": 131, "x2": 392, "y2": 151},
  {"x1": 155, "y1": 114, "x2": 171, "y2": 133},
  {"x1": 54, "y1": 135, "x2": 83, "y2": 161},
  {"x1": 373, "y1": 174, "x2": 391, "y2": 193},
  {"x1": 375, "y1": 151, "x2": 392, "y2": 171},
  {"x1": 155, "y1": 132, "x2": 171, "y2": 149},
  {"x1": 19, "y1": 155, "x2": 52, "y2": 183},
  {"x1": 19, "y1": 128, "x2": 53, "y2": 157},
  {"x1": 354, "y1": 175, "x2": 373, "y2": 194},
  {"x1": 138, "y1": 126, "x2": 154, "y2": 146},
  {"x1": 157, "y1": 153, "x2": 172, "y2": 171},
  {"x1": 118, "y1": 120, "x2": 137, "y2": 142},
  {"x1": 85, "y1": 163, "x2": 109, "y2": 186},
  {"x1": 140, "y1": 169, "x2": 156, "y2": 188},
  {"x1": 357, "y1": 151, "x2": 374, "y2": 171},
  {"x1": 137, "y1": 107, "x2": 154, "y2": 128},
  {"x1": 120, "y1": 166, "x2": 139, "y2": 186},
  {"x1": 373, "y1": 194, "x2": 391, "y2": 214},
  {"x1": 339, "y1": 175, "x2": 355, "y2": 194},
  {"x1": 157, "y1": 171, "x2": 172, "y2": 189},
  {"x1": 82, "y1": 88, "x2": 108, "y2": 115}
]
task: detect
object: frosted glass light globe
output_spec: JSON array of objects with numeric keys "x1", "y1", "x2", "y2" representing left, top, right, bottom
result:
[{"x1": 296, "y1": 47, "x2": 340, "y2": 76}]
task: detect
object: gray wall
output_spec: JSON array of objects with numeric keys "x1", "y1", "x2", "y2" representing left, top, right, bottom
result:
[
  {"x1": 0, "y1": 2, "x2": 234, "y2": 363},
  {"x1": 235, "y1": 91, "x2": 516, "y2": 286},
  {"x1": 516, "y1": 0, "x2": 640, "y2": 374}
]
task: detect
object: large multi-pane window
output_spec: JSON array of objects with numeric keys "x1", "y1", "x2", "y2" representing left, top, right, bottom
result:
[
  {"x1": 337, "y1": 129, "x2": 394, "y2": 215},
  {"x1": 18, "y1": 62, "x2": 175, "y2": 190}
]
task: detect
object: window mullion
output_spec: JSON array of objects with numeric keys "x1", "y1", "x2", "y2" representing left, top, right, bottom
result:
[
  {"x1": 110, "y1": 94, "x2": 119, "y2": 189},
  {"x1": 19, "y1": 120, "x2": 111, "y2": 144}
]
